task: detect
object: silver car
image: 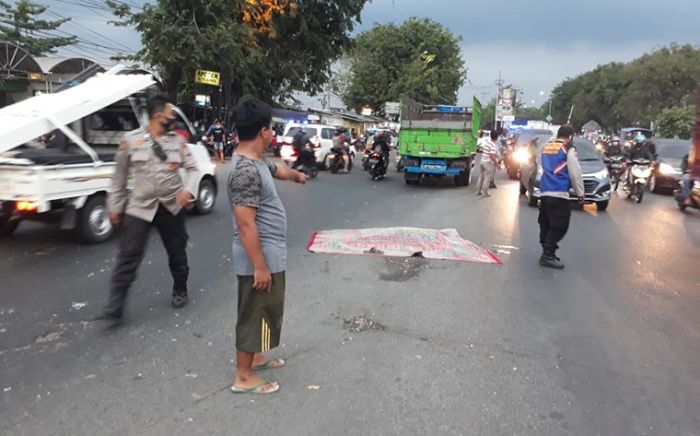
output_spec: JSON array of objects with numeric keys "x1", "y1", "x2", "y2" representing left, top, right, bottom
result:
[{"x1": 522, "y1": 137, "x2": 612, "y2": 211}]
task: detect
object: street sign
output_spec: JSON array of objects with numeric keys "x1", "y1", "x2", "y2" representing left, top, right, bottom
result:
[
  {"x1": 195, "y1": 70, "x2": 221, "y2": 86},
  {"x1": 384, "y1": 102, "x2": 400, "y2": 115},
  {"x1": 545, "y1": 114, "x2": 553, "y2": 123},
  {"x1": 502, "y1": 115, "x2": 515, "y2": 122},
  {"x1": 361, "y1": 105, "x2": 373, "y2": 116},
  {"x1": 194, "y1": 94, "x2": 211, "y2": 107}
]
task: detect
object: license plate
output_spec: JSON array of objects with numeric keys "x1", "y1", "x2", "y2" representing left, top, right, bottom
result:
[{"x1": 422, "y1": 164, "x2": 444, "y2": 170}]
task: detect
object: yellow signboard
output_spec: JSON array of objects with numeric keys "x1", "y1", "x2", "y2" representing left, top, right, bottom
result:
[
  {"x1": 195, "y1": 69, "x2": 220, "y2": 86},
  {"x1": 28, "y1": 72, "x2": 43, "y2": 81}
]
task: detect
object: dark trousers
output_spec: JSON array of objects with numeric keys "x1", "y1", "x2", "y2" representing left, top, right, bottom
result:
[
  {"x1": 105, "y1": 206, "x2": 189, "y2": 315},
  {"x1": 538, "y1": 196, "x2": 571, "y2": 256}
]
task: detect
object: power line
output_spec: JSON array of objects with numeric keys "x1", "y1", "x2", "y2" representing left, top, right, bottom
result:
[{"x1": 46, "y1": 10, "x2": 138, "y2": 53}]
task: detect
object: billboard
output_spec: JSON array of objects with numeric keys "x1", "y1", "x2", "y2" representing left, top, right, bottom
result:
[{"x1": 195, "y1": 70, "x2": 221, "y2": 86}]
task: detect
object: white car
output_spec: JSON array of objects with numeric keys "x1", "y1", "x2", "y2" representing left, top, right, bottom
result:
[
  {"x1": 280, "y1": 123, "x2": 337, "y2": 168},
  {"x1": 0, "y1": 66, "x2": 217, "y2": 243}
]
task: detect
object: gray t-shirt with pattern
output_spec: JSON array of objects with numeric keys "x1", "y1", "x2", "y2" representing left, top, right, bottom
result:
[{"x1": 227, "y1": 155, "x2": 287, "y2": 276}]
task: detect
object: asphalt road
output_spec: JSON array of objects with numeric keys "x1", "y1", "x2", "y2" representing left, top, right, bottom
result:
[{"x1": 1, "y1": 157, "x2": 699, "y2": 436}]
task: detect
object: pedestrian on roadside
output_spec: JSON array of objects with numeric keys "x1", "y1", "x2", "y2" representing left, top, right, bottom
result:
[
  {"x1": 476, "y1": 130, "x2": 500, "y2": 197},
  {"x1": 98, "y1": 96, "x2": 200, "y2": 323},
  {"x1": 228, "y1": 96, "x2": 307, "y2": 394},
  {"x1": 537, "y1": 125, "x2": 584, "y2": 269},
  {"x1": 208, "y1": 119, "x2": 227, "y2": 163}
]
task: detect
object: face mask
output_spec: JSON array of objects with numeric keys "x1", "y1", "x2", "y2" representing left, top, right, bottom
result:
[{"x1": 161, "y1": 117, "x2": 176, "y2": 132}]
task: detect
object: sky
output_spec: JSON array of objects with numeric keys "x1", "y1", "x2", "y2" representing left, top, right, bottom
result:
[{"x1": 49, "y1": 0, "x2": 700, "y2": 108}]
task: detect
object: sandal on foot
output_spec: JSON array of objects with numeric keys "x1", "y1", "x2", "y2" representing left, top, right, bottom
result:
[
  {"x1": 253, "y1": 358, "x2": 286, "y2": 371},
  {"x1": 230, "y1": 381, "x2": 279, "y2": 394}
]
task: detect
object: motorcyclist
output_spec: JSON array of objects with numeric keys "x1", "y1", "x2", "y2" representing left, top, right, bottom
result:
[
  {"x1": 604, "y1": 136, "x2": 623, "y2": 158},
  {"x1": 332, "y1": 128, "x2": 350, "y2": 171},
  {"x1": 624, "y1": 134, "x2": 656, "y2": 186},
  {"x1": 292, "y1": 128, "x2": 314, "y2": 169},
  {"x1": 680, "y1": 153, "x2": 693, "y2": 205}
]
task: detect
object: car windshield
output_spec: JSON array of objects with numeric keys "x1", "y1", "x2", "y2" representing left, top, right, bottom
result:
[
  {"x1": 573, "y1": 138, "x2": 600, "y2": 160},
  {"x1": 656, "y1": 140, "x2": 690, "y2": 159},
  {"x1": 287, "y1": 127, "x2": 317, "y2": 138},
  {"x1": 515, "y1": 130, "x2": 553, "y2": 148}
]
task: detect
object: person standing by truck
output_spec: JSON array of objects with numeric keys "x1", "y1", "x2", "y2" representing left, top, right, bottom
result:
[
  {"x1": 98, "y1": 95, "x2": 200, "y2": 322},
  {"x1": 537, "y1": 125, "x2": 584, "y2": 270},
  {"x1": 476, "y1": 130, "x2": 500, "y2": 197}
]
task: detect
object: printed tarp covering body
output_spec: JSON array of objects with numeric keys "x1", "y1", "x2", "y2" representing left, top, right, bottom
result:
[{"x1": 307, "y1": 227, "x2": 501, "y2": 264}]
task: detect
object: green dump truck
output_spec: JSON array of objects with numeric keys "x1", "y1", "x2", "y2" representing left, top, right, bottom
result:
[{"x1": 398, "y1": 96, "x2": 481, "y2": 186}]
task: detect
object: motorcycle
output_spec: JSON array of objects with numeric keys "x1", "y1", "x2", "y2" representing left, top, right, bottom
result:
[
  {"x1": 621, "y1": 159, "x2": 652, "y2": 203},
  {"x1": 674, "y1": 178, "x2": 700, "y2": 212},
  {"x1": 604, "y1": 155, "x2": 625, "y2": 190},
  {"x1": 291, "y1": 144, "x2": 319, "y2": 178},
  {"x1": 327, "y1": 145, "x2": 354, "y2": 173},
  {"x1": 351, "y1": 138, "x2": 365, "y2": 153},
  {"x1": 362, "y1": 147, "x2": 372, "y2": 171},
  {"x1": 368, "y1": 151, "x2": 388, "y2": 181}
]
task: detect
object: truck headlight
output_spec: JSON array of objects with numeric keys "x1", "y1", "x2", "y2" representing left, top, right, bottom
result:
[{"x1": 658, "y1": 162, "x2": 680, "y2": 175}]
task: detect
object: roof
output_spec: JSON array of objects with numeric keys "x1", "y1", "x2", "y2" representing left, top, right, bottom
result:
[
  {"x1": 35, "y1": 57, "x2": 103, "y2": 75},
  {"x1": 0, "y1": 42, "x2": 42, "y2": 76},
  {"x1": 0, "y1": 66, "x2": 154, "y2": 153},
  {"x1": 581, "y1": 120, "x2": 602, "y2": 131}
]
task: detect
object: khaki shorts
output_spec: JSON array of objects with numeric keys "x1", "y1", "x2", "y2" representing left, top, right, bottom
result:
[{"x1": 236, "y1": 272, "x2": 286, "y2": 353}]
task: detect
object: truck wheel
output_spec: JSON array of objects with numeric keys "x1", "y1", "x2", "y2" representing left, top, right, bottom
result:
[
  {"x1": 463, "y1": 165, "x2": 471, "y2": 186},
  {"x1": 77, "y1": 195, "x2": 114, "y2": 244},
  {"x1": 404, "y1": 173, "x2": 419, "y2": 185},
  {"x1": 597, "y1": 200, "x2": 609, "y2": 211},
  {"x1": 194, "y1": 178, "x2": 216, "y2": 215},
  {"x1": 0, "y1": 218, "x2": 19, "y2": 237}
]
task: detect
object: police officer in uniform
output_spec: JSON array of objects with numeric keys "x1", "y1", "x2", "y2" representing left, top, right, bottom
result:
[
  {"x1": 99, "y1": 96, "x2": 201, "y2": 322},
  {"x1": 538, "y1": 125, "x2": 584, "y2": 269}
]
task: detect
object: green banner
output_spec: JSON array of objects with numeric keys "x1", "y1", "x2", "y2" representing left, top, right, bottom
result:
[
  {"x1": 472, "y1": 97, "x2": 482, "y2": 142},
  {"x1": 0, "y1": 80, "x2": 27, "y2": 92}
]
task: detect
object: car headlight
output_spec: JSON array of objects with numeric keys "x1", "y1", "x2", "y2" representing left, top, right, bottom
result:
[
  {"x1": 591, "y1": 168, "x2": 609, "y2": 180},
  {"x1": 658, "y1": 162, "x2": 680, "y2": 175},
  {"x1": 514, "y1": 148, "x2": 530, "y2": 164}
]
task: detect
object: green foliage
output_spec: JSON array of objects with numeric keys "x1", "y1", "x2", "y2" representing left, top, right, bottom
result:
[
  {"x1": 545, "y1": 44, "x2": 700, "y2": 131},
  {"x1": 0, "y1": 0, "x2": 77, "y2": 56},
  {"x1": 342, "y1": 18, "x2": 466, "y2": 113},
  {"x1": 108, "y1": 0, "x2": 367, "y2": 105},
  {"x1": 656, "y1": 105, "x2": 695, "y2": 139}
]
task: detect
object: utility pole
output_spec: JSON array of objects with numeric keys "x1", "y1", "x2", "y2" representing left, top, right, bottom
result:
[{"x1": 494, "y1": 70, "x2": 503, "y2": 130}]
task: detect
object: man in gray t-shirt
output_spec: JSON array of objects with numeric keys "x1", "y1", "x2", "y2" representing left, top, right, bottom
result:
[{"x1": 227, "y1": 96, "x2": 307, "y2": 395}]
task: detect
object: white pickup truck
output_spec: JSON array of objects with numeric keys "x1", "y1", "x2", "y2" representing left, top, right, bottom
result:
[{"x1": 0, "y1": 66, "x2": 217, "y2": 243}]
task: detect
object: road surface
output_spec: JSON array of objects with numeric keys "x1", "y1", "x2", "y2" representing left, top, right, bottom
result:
[{"x1": 1, "y1": 159, "x2": 699, "y2": 435}]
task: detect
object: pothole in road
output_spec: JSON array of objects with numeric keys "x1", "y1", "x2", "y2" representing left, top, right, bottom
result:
[
  {"x1": 379, "y1": 256, "x2": 429, "y2": 282},
  {"x1": 343, "y1": 313, "x2": 386, "y2": 333}
]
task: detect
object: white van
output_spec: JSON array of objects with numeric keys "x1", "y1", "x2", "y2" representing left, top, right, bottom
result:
[
  {"x1": 0, "y1": 66, "x2": 217, "y2": 243},
  {"x1": 279, "y1": 123, "x2": 337, "y2": 168}
]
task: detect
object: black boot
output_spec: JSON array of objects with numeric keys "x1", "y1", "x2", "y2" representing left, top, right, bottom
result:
[
  {"x1": 95, "y1": 292, "x2": 125, "y2": 324},
  {"x1": 539, "y1": 248, "x2": 565, "y2": 269},
  {"x1": 171, "y1": 292, "x2": 189, "y2": 309}
]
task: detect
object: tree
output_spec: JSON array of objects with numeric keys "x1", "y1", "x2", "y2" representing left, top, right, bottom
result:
[
  {"x1": 0, "y1": 0, "x2": 76, "y2": 55},
  {"x1": 656, "y1": 105, "x2": 694, "y2": 139},
  {"x1": 343, "y1": 18, "x2": 466, "y2": 113},
  {"x1": 546, "y1": 44, "x2": 700, "y2": 131},
  {"x1": 108, "y1": 0, "x2": 368, "y2": 105}
]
